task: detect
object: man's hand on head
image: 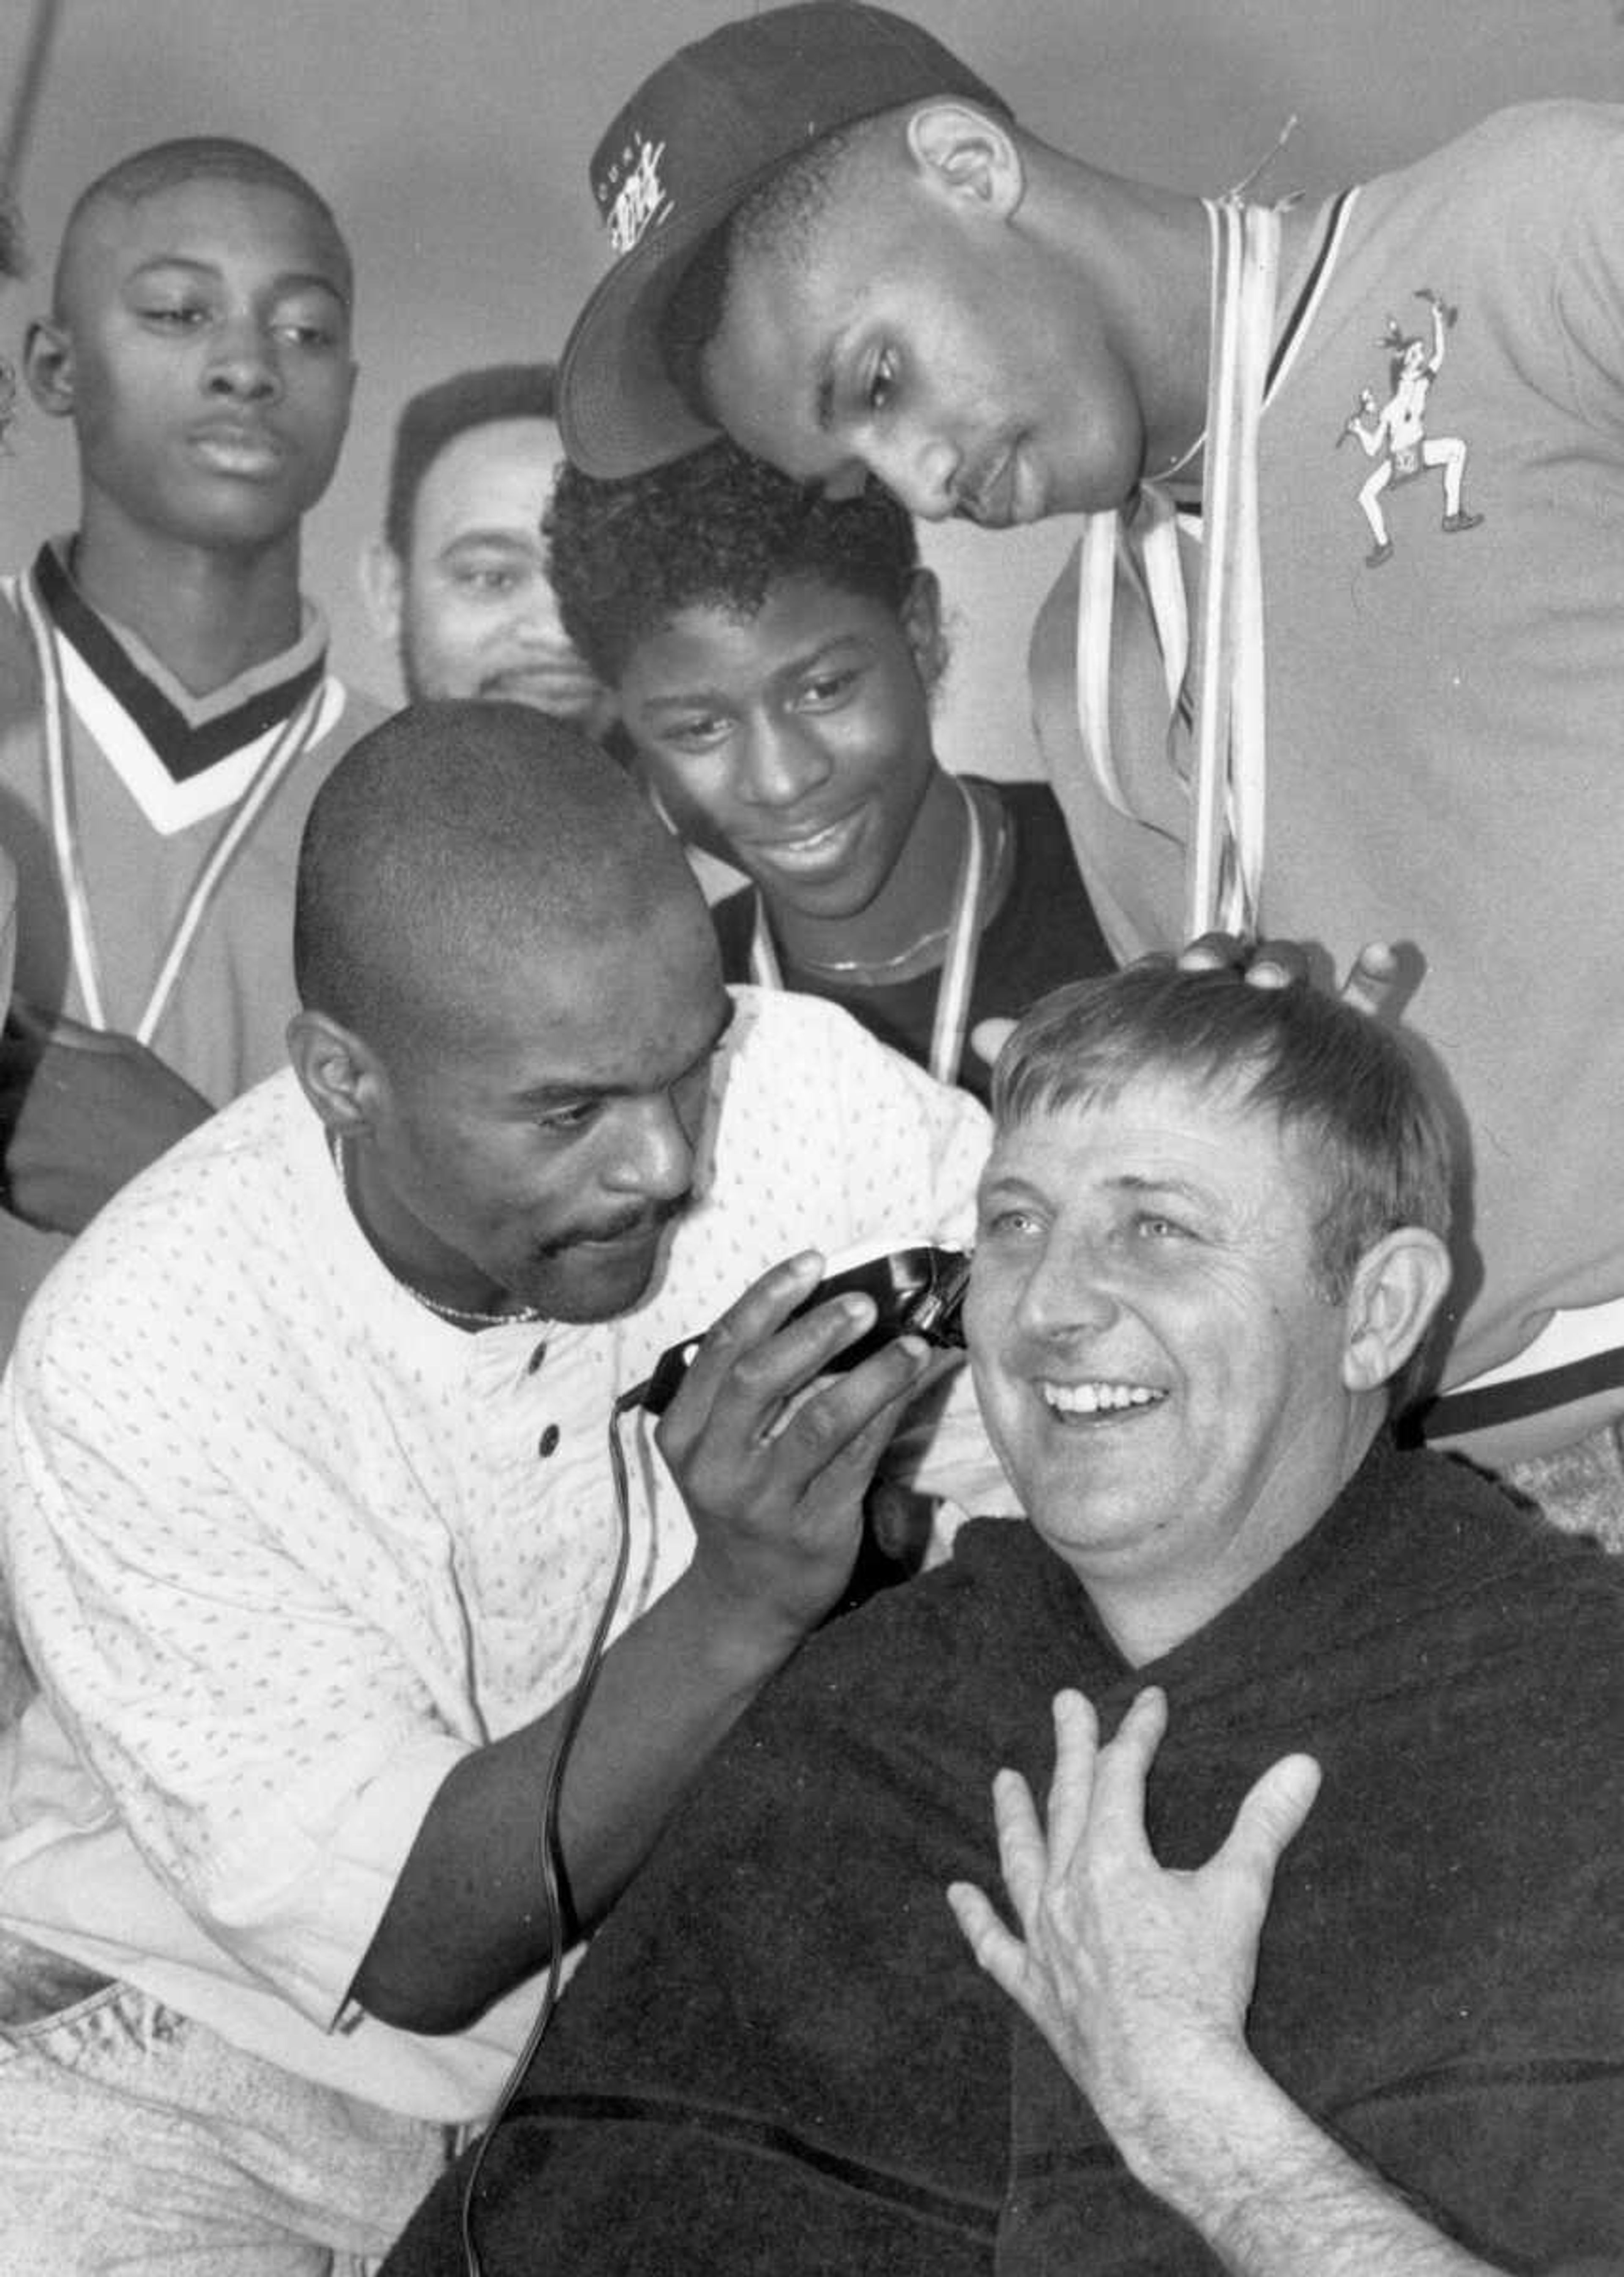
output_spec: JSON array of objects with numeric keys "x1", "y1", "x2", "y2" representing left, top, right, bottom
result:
[
  {"x1": 971, "y1": 939, "x2": 1402, "y2": 1078},
  {"x1": 656, "y1": 1250, "x2": 952, "y2": 1651},
  {"x1": 947, "y1": 1686, "x2": 1320, "y2": 2197},
  {"x1": 970, "y1": 1015, "x2": 1016, "y2": 1074},
  {"x1": 0, "y1": 1003, "x2": 214, "y2": 1233},
  {"x1": 1177, "y1": 933, "x2": 1402, "y2": 1015},
  {"x1": 1335, "y1": 940, "x2": 1402, "y2": 1018}
]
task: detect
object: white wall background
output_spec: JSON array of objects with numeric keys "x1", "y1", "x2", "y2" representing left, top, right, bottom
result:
[{"x1": 4, "y1": 0, "x2": 1622, "y2": 774}]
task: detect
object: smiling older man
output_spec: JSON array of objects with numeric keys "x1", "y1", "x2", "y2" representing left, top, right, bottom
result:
[{"x1": 385, "y1": 961, "x2": 1624, "y2": 2277}]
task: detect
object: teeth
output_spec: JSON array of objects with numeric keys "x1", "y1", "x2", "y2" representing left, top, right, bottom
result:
[
  {"x1": 1040, "y1": 1381, "x2": 1163, "y2": 1416},
  {"x1": 776, "y1": 817, "x2": 849, "y2": 853}
]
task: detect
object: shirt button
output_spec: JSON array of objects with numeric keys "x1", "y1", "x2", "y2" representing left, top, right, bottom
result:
[
  {"x1": 526, "y1": 1341, "x2": 549, "y2": 1375},
  {"x1": 537, "y1": 1423, "x2": 560, "y2": 1458}
]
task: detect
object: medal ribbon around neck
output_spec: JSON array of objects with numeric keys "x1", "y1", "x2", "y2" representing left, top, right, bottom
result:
[
  {"x1": 1184, "y1": 194, "x2": 1278, "y2": 941},
  {"x1": 327, "y1": 1129, "x2": 549, "y2": 1330},
  {"x1": 20, "y1": 571, "x2": 327, "y2": 1047},
  {"x1": 747, "y1": 772, "x2": 988, "y2": 1088},
  {"x1": 1072, "y1": 195, "x2": 1280, "y2": 942}
]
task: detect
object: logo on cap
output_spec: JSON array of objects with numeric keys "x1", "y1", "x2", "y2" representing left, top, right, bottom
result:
[{"x1": 602, "y1": 132, "x2": 671, "y2": 256}]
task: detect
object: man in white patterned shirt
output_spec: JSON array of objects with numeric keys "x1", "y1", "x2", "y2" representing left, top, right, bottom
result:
[{"x1": 0, "y1": 700, "x2": 1004, "y2": 2273}]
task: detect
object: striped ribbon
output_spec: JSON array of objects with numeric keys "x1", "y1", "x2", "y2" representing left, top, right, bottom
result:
[
  {"x1": 1073, "y1": 195, "x2": 1281, "y2": 943},
  {"x1": 19, "y1": 570, "x2": 326, "y2": 1048}
]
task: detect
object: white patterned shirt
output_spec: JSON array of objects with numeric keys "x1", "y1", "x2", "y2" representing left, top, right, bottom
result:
[{"x1": 0, "y1": 988, "x2": 1004, "y2": 2121}]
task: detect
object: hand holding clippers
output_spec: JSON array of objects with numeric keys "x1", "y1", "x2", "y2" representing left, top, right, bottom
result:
[{"x1": 634, "y1": 1242, "x2": 971, "y2": 1416}]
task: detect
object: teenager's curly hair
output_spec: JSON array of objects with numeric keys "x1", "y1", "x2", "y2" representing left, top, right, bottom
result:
[{"x1": 546, "y1": 436, "x2": 922, "y2": 686}]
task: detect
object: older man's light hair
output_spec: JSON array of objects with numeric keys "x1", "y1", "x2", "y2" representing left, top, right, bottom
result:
[{"x1": 993, "y1": 961, "x2": 1455, "y2": 1305}]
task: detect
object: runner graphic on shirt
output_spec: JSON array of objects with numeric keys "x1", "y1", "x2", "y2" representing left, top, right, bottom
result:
[{"x1": 1340, "y1": 287, "x2": 1483, "y2": 567}]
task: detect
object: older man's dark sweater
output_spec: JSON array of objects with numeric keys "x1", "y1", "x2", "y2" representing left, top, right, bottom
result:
[{"x1": 385, "y1": 1437, "x2": 1624, "y2": 2275}]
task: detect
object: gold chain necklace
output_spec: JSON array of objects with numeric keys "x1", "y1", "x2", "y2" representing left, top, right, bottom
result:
[
  {"x1": 788, "y1": 918, "x2": 953, "y2": 980},
  {"x1": 776, "y1": 785, "x2": 1008, "y2": 985},
  {"x1": 327, "y1": 1131, "x2": 548, "y2": 1330}
]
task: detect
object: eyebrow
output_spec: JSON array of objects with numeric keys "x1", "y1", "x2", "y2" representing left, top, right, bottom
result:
[
  {"x1": 977, "y1": 1169, "x2": 1046, "y2": 1207},
  {"x1": 509, "y1": 996, "x2": 736, "y2": 1110},
  {"x1": 810, "y1": 324, "x2": 871, "y2": 442},
  {"x1": 811, "y1": 302, "x2": 870, "y2": 438},
  {"x1": 1111, "y1": 1172, "x2": 1215, "y2": 1209},
  {"x1": 814, "y1": 355, "x2": 838, "y2": 435},
  {"x1": 636, "y1": 634, "x2": 869, "y2": 715},
  {"x1": 124, "y1": 253, "x2": 351, "y2": 307},
  {"x1": 436, "y1": 530, "x2": 543, "y2": 559},
  {"x1": 635, "y1": 689, "x2": 730, "y2": 719},
  {"x1": 976, "y1": 1168, "x2": 1217, "y2": 1211}
]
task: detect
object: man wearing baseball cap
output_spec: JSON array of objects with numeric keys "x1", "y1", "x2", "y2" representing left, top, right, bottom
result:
[
  {"x1": 559, "y1": 2, "x2": 1012, "y2": 483},
  {"x1": 560, "y1": 4, "x2": 1624, "y2": 1559}
]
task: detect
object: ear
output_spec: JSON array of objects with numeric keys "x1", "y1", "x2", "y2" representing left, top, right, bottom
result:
[
  {"x1": 904, "y1": 101, "x2": 1026, "y2": 222},
  {"x1": 357, "y1": 536, "x2": 405, "y2": 646},
  {"x1": 1339, "y1": 1227, "x2": 1452, "y2": 1395},
  {"x1": 23, "y1": 317, "x2": 76, "y2": 418},
  {"x1": 898, "y1": 566, "x2": 948, "y2": 692},
  {"x1": 286, "y1": 1008, "x2": 386, "y2": 1139}
]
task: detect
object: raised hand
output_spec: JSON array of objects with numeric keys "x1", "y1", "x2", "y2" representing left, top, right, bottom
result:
[{"x1": 948, "y1": 1687, "x2": 1320, "y2": 2172}]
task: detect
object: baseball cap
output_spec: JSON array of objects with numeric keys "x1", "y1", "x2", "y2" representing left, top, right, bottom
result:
[{"x1": 558, "y1": 1, "x2": 1008, "y2": 479}]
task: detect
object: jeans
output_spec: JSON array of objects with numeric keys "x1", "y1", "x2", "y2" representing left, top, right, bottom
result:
[{"x1": 0, "y1": 1931, "x2": 450, "y2": 2274}]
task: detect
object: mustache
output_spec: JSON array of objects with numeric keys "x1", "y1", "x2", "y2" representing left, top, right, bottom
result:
[{"x1": 532, "y1": 1189, "x2": 693, "y2": 1261}]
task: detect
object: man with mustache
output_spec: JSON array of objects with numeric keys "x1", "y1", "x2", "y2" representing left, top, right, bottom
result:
[
  {"x1": 0, "y1": 699, "x2": 1002, "y2": 2269},
  {"x1": 361, "y1": 362, "x2": 611, "y2": 727}
]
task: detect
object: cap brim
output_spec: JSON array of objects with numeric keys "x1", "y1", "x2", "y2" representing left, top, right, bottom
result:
[{"x1": 559, "y1": 156, "x2": 796, "y2": 481}]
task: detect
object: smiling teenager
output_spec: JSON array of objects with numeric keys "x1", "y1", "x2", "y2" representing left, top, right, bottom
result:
[
  {"x1": 548, "y1": 439, "x2": 1112, "y2": 1099},
  {"x1": 0, "y1": 138, "x2": 385, "y2": 1236}
]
